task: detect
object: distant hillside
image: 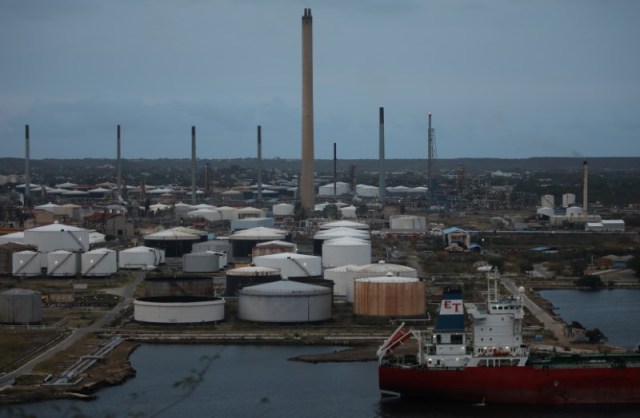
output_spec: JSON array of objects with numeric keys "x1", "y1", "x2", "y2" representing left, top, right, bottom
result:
[{"x1": 1, "y1": 156, "x2": 639, "y2": 175}]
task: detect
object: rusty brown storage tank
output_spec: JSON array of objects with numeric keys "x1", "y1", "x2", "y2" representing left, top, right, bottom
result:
[
  {"x1": 353, "y1": 274, "x2": 425, "y2": 317},
  {"x1": 224, "y1": 265, "x2": 281, "y2": 297}
]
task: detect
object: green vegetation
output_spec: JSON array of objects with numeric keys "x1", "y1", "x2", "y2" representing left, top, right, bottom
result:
[{"x1": 574, "y1": 275, "x2": 605, "y2": 290}]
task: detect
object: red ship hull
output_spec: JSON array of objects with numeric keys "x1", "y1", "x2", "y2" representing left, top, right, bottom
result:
[{"x1": 379, "y1": 365, "x2": 640, "y2": 404}]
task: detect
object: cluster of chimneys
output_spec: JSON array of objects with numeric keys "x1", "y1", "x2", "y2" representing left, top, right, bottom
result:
[{"x1": 21, "y1": 10, "x2": 590, "y2": 217}]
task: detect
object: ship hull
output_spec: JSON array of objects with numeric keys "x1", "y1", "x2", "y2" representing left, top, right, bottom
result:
[{"x1": 379, "y1": 365, "x2": 640, "y2": 404}]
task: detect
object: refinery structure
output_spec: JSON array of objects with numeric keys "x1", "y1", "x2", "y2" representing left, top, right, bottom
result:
[{"x1": 0, "y1": 8, "x2": 639, "y2": 404}]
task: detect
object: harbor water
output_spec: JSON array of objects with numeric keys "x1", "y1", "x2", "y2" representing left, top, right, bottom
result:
[
  {"x1": 4, "y1": 289, "x2": 640, "y2": 418},
  {"x1": 538, "y1": 288, "x2": 640, "y2": 349}
]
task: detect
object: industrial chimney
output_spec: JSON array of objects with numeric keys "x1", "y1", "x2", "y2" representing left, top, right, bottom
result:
[
  {"x1": 116, "y1": 125, "x2": 122, "y2": 200},
  {"x1": 24, "y1": 125, "x2": 30, "y2": 207},
  {"x1": 582, "y1": 160, "x2": 588, "y2": 213},
  {"x1": 427, "y1": 113, "x2": 436, "y2": 199},
  {"x1": 378, "y1": 107, "x2": 386, "y2": 202},
  {"x1": 257, "y1": 125, "x2": 263, "y2": 202},
  {"x1": 191, "y1": 126, "x2": 197, "y2": 205},
  {"x1": 300, "y1": 8, "x2": 315, "y2": 213}
]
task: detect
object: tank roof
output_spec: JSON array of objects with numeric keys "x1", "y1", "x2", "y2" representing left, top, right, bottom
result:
[{"x1": 239, "y1": 279, "x2": 330, "y2": 296}]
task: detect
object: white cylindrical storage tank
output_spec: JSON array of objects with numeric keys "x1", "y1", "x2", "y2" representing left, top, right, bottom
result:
[
  {"x1": 536, "y1": 207, "x2": 554, "y2": 219},
  {"x1": 252, "y1": 240, "x2": 297, "y2": 257},
  {"x1": 174, "y1": 202, "x2": 194, "y2": 218},
  {"x1": 47, "y1": 250, "x2": 80, "y2": 277},
  {"x1": 229, "y1": 227, "x2": 288, "y2": 258},
  {"x1": 81, "y1": 248, "x2": 117, "y2": 277},
  {"x1": 318, "y1": 182, "x2": 350, "y2": 196},
  {"x1": 322, "y1": 237, "x2": 371, "y2": 269},
  {"x1": 313, "y1": 227, "x2": 370, "y2": 255},
  {"x1": 356, "y1": 184, "x2": 379, "y2": 198},
  {"x1": 353, "y1": 275, "x2": 425, "y2": 317},
  {"x1": 143, "y1": 227, "x2": 205, "y2": 257},
  {"x1": 562, "y1": 193, "x2": 576, "y2": 208},
  {"x1": 323, "y1": 264, "x2": 360, "y2": 296},
  {"x1": 133, "y1": 296, "x2": 225, "y2": 324},
  {"x1": 540, "y1": 194, "x2": 555, "y2": 209},
  {"x1": 566, "y1": 206, "x2": 583, "y2": 217},
  {"x1": 238, "y1": 279, "x2": 331, "y2": 323},
  {"x1": 119, "y1": 246, "x2": 161, "y2": 270},
  {"x1": 319, "y1": 220, "x2": 369, "y2": 230},
  {"x1": 237, "y1": 207, "x2": 266, "y2": 219},
  {"x1": 24, "y1": 223, "x2": 90, "y2": 252},
  {"x1": 217, "y1": 206, "x2": 238, "y2": 221},
  {"x1": 12, "y1": 250, "x2": 42, "y2": 277},
  {"x1": 225, "y1": 266, "x2": 281, "y2": 296},
  {"x1": 339, "y1": 205, "x2": 357, "y2": 219},
  {"x1": 0, "y1": 232, "x2": 25, "y2": 245},
  {"x1": 253, "y1": 252, "x2": 322, "y2": 278},
  {"x1": 186, "y1": 209, "x2": 222, "y2": 222},
  {"x1": 272, "y1": 203, "x2": 294, "y2": 216},
  {"x1": 346, "y1": 261, "x2": 418, "y2": 303},
  {"x1": 192, "y1": 240, "x2": 232, "y2": 265},
  {"x1": 389, "y1": 215, "x2": 426, "y2": 231},
  {"x1": 183, "y1": 252, "x2": 220, "y2": 273},
  {"x1": 0, "y1": 288, "x2": 43, "y2": 324}
]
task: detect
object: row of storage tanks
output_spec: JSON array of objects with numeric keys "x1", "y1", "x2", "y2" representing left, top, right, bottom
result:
[
  {"x1": 133, "y1": 219, "x2": 426, "y2": 324},
  {"x1": 134, "y1": 266, "x2": 425, "y2": 324},
  {"x1": 11, "y1": 246, "x2": 167, "y2": 277}
]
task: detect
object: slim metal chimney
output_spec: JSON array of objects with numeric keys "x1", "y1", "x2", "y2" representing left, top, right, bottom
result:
[
  {"x1": 333, "y1": 142, "x2": 337, "y2": 197},
  {"x1": 205, "y1": 162, "x2": 210, "y2": 196},
  {"x1": 427, "y1": 113, "x2": 436, "y2": 199},
  {"x1": 116, "y1": 125, "x2": 122, "y2": 200},
  {"x1": 24, "y1": 125, "x2": 30, "y2": 207},
  {"x1": 300, "y1": 8, "x2": 315, "y2": 213},
  {"x1": 191, "y1": 126, "x2": 197, "y2": 205},
  {"x1": 257, "y1": 125, "x2": 263, "y2": 202},
  {"x1": 583, "y1": 160, "x2": 588, "y2": 213},
  {"x1": 378, "y1": 107, "x2": 386, "y2": 202}
]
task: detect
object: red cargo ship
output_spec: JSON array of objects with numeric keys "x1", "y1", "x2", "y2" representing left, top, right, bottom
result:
[{"x1": 377, "y1": 272, "x2": 640, "y2": 404}]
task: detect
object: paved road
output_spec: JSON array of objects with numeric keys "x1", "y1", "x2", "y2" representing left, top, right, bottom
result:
[
  {"x1": 501, "y1": 276, "x2": 569, "y2": 346},
  {"x1": 0, "y1": 271, "x2": 145, "y2": 387}
]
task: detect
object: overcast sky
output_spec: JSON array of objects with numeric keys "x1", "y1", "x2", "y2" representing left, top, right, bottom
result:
[{"x1": 1, "y1": 0, "x2": 639, "y2": 160}]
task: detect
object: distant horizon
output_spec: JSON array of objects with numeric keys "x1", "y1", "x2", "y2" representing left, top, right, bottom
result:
[{"x1": 3, "y1": 155, "x2": 640, "y2": 161}]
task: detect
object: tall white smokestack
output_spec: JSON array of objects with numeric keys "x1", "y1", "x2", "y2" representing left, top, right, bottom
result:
[
  {"x1": 24, "y1": 125, "x2": 30, "y2": 207},
  {"x1": 300, "y1": 8, "x2": 315, "y2": 213},
  {"x1": 191, "y1": 126, "x2": 197, "y2": 205},
  {"x1": 378, "y1": 107, "x2": 385, "y2": 202},
  {"x1": 582, "y1": 160, "x2": 588, "y2": 212},
  {"x1": 257, "y1": 125, "x2": 262, "y2": 202}
]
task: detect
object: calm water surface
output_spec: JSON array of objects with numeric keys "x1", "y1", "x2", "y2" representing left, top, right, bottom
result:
[
  {"x1": 4, "y1": 289, "x2": 640, "y2": 418},
  {"x1": 539, "y1": 288, "x2": 640, "y2": 349}
]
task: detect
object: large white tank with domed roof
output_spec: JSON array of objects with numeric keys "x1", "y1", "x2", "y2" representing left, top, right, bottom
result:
[{"x1": 238, "y1": 279, "x2": 332, "y2": 322}]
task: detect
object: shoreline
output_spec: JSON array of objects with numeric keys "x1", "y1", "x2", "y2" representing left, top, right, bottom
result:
[
  {"x1": 0, "y1": 337, "x2": 380, "y2": 406},
  {"x1": 3, "y1": 285, "x2": 638, "y2": 406}
]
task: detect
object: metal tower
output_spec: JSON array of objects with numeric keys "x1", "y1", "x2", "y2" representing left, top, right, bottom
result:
[{"x1": 427, "y1": 113, "x2": 437, "y2": 198}]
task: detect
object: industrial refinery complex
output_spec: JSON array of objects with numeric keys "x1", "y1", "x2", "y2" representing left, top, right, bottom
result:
[{"x1": 1, "y1": 8, "x2": 639, "y2": 405}]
